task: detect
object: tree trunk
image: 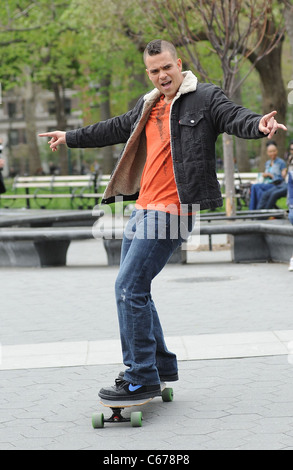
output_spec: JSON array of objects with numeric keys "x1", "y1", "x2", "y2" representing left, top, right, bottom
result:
[
  {"x1": 100, "y1": 74, "x2": 114, "y2": 174},
  {"x1": 52, "y1": 82, "x2": 68, "y2": 175},
  {"x1": 232, "y1": 77, "x2": 250, "y2": 172},
  {"x1": 128, "y1": 71, "x2": 148, "y2": 109},
  {"x1": 253, "y1": 36, "x2": 287, "y2": 169},
  {"x1": 285, "y1": 2, "x2": 293, "y2": 77},
  {"x1": 223, "y1": 133, "x2": 236, "y2": 216},
  {"x1": 23, "y1": 69, "x2": 42, "y2": 175},
  {"x1": 222, "y1": 71, "x2": 237, "y2": 216}
]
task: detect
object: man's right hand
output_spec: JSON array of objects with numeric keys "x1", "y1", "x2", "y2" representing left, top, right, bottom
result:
[
  {"x1": 0, "y1": 159, "x2": 4, "y2": 170},
  {"x1": 39, "y1": 131, "x2": 66, "y2": 152}
]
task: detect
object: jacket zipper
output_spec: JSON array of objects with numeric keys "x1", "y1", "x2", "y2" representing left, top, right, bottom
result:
[{"x1": 169, "y1": 93, "x2": 182, "y2": 204}]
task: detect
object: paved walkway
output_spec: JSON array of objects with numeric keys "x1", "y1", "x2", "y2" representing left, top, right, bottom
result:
[{"x1": 1, "y1": 236, "x2": 293, "y2": 450}]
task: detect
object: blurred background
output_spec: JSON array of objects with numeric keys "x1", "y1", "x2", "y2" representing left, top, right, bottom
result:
[{"x1": 1, "y1": 0, "x2": 293, "y2": 179}]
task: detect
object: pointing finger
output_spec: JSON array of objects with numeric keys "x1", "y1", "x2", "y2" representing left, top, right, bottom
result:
[{"x1": 264, "y1": 110, "x2": 277, "y2": 121}]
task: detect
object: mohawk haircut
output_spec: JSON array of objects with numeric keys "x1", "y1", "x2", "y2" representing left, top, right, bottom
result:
[{"x1": 144, "y1": 39, "x2": 178, "y2": 65}]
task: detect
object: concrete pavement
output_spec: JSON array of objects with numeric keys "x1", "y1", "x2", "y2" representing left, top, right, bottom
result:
[{"x1": 1, "y1": 236, "x2": 293, "y2": 450}]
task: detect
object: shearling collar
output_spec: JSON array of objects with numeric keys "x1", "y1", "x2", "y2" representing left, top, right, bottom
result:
[{"x1": 143, "y1": 70, "x2": 198, "y2": 104}]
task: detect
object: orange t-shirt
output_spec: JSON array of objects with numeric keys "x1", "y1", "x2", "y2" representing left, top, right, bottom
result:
[{"x1": 136, "y1": 95, "x2": 181, "y2": 214}]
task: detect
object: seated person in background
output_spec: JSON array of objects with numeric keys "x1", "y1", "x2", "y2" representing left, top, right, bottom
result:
[
  {"x1": 257, "y1": 177, "x2": 288, "y2": 210},
  {"x1": 249, "y1": 141, "x2": 287, "y2": 210}
]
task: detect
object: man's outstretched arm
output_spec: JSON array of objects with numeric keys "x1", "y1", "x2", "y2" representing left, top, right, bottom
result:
[{"x1": 39, "y1": 103, "x2": 139, "y2": 152}]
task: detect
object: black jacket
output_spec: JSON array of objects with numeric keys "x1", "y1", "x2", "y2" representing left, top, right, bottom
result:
[{"x1": 66, "y1": 71, "x2": 265, "y2": 210}]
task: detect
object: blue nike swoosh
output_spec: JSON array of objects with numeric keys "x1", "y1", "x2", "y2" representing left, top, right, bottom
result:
[{"x1": 129, "y1": 384, "x2": 142, "y2": 392}]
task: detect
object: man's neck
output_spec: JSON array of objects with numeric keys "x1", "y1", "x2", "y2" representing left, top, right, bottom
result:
[{"x1": 163, "y1": 94, "x2": 175, "y2": 104}]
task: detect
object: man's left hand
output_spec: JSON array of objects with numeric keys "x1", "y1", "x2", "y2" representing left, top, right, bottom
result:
[{"x1": 259, "y1": 111, "x2": 287, "y2": 139}]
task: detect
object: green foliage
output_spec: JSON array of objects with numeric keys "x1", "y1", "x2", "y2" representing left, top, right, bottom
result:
[
  {"x1": 0, "y1": 1, "x2": 82, "y2": 91},
  {"x1": 1, "y1": 0, "x2": 286, "y2": 116},
  {"x1": 58, "y1": 0, "x2": 151, "y2": 114},
  {"x1": 0, "y1": 0, "x2": 292, "y2": 165}
]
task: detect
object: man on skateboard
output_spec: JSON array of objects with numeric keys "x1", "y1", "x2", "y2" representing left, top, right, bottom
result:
[{"x1": 40, "y1": 39, "x2": 287, "y2": 401}]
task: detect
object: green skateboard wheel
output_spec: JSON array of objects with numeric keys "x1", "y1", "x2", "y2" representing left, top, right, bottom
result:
[
  {"x1": 162, "y1": 387, "x2": 174, "y2": 402},
  {"x1": 130, "y1": 411, "x2": 143, "y2": 427},
  {"x1": 92, "y1": 412, "x2": 104, "y2": 428}
]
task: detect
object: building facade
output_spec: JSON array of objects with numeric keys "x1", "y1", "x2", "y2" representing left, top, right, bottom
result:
[{"x1": 0, "y1": 85, "x2": 83, "y2": 177}]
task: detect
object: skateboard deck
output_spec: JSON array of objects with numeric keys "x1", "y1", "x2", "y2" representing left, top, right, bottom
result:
[{"x1": 92, "y1": 382, "x2": 173, "y2": 428}]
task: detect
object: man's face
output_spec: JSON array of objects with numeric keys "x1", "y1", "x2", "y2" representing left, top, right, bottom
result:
[{"x1": 145, "y1": 50, "x2": 183, "y2": 103}]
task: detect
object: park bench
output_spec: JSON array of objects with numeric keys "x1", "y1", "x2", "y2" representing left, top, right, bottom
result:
[
  {"x1": 99, "y1": 208, "x2": 288, "y2": 264},
  {"x1": 0, "y1": 209, "x2": 102, "y2": 228},
  {"x1": 198, "y1": 221, "x2": 293, "y2": 263},
  {"x1": 217, "y1": 172, "x2": 259, "y2": 185},
  {"x1": 200, "y1": 209, "x2": 286, "y2": 222},
  {"x1": 200, "y1": 209, "x2": 287, "y2": 250},
  {"x1": 0, "y1": 209, "x2": 104, "y2": 267},
  {"x1": 0, "y1": 172, "x2": 257, "y2": 209},
  {"x1": 0, "y1": 172, "x2": 283, "y2": 212},
  {"x1": 0, "y1": 226, "x2": 95, "y2": 267},
  {"x1": 103, "y1": 209, "x2": 288, "y2": 261},
  {"x1": 0, "y1": 174, "x2": 111, "y2": 209},
  {"x1": 0, "y1": 225, "x2": 184, "y2": 267},
  {"x1": 0, "y1": 217, "x2": 292, "y2": 267},
  {"x1": 1, "y1": 220, "x2": 292, "y2": 267},
  {"x1": 217, "y1": 172, "x2": 258, "y2": 209}
]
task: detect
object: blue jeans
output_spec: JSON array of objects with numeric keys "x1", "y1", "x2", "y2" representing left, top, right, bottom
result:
[
  {"x1": 249, "y1": 183, "x2": 273, "y2": 210},
  {"x1": 115, "y1": 209, "x2": 195, "y2": 385},
  {"x1": 257, "y1": 183, "x2": 287, "y2": 209}
]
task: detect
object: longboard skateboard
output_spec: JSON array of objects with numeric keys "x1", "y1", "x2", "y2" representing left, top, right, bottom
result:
[{"x1": 92, "y1": 383, "x2": 173, "y2": 428}]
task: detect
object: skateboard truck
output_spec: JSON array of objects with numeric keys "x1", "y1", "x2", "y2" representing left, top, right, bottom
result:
[{"x1": 105, "y1": 407, "x2": 131, "y2": 424}]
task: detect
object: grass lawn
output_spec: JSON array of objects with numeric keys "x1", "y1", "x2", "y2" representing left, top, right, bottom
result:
[{"x1": 0, "y1": 178, "x2": 101, "y2": 211}]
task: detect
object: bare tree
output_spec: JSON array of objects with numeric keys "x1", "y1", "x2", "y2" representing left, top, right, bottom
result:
[
  {"x1": 143, "y1": 0, "x2": 285, "y2": 215},
  {"x1": 248, "y1": 17, "x2": 287, "y2": 170}
]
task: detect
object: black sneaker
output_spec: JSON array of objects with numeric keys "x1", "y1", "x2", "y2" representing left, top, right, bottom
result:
[
  {"x1": 118, "y1": 370, "x2": 179, "y2": 383},
  {"x1": 98, "y1": 380, "x2": 161, "y2": 401}
]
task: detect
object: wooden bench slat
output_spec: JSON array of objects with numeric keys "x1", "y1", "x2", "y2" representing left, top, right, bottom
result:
[{"x1": 0, "y1": 193, "x2": 104, "y2": 200}]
